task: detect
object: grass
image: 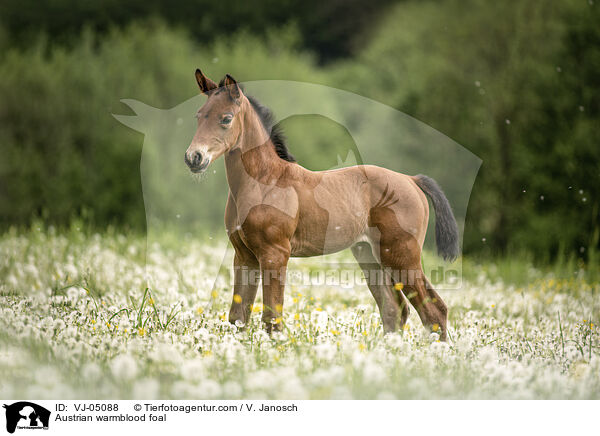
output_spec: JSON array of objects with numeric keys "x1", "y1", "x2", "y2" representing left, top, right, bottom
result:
[{"x1": 0, "y1": 227, "x2": 599, "y2": 399}]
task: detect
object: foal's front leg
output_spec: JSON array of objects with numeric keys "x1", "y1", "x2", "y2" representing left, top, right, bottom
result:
[
  {"x1": 228, "y1": 253, "x2": 260, "y2": 328},
  {"x1": 257, "y1": 246, "x2": 290, "y2": 334}
]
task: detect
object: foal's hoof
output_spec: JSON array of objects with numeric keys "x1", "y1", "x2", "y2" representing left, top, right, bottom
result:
[
  {"x1": 228, "y1": 317, "x2": 247, "y2": 330},
  {"x1": 431, "y1": 328, "x2": 447, "y2": 342},
  {"x1": 263, "y1": 320, "x2": 283, "y2": 334}
]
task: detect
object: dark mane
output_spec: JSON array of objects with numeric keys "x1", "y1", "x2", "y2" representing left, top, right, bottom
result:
[
  {"x1": 217, "y1": 79, "x2": 295, "y2": 162},
  {"x1": 246, "y1": 95, "x2": 296, "y2": 163}
]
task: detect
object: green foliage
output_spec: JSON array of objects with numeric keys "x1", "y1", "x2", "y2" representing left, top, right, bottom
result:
[
  {"x1": 0, "y1": 0, "x2": 599, "y2": 260},
  {"x1": 334, "y1": 0, "x2": 600, "y2": 256},
  {"x1": 0, "y1": 0, "x2": 396, "y2": 61},
  {"x1": 0, "y1": 21, "x2": 322, "y2": 231},
  {"x1": 0, "y1": 21, "x2": 200, "y2": 229}
]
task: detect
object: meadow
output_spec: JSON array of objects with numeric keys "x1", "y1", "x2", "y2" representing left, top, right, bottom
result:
[{"x1": 0, "y1": 226, "x2": 598, "y2": 400}]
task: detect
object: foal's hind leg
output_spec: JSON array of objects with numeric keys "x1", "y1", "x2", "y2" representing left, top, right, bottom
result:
[
  {"x1": 401, "y1": 268, "x2": 448, "y2": 341},
  {"x1": 378, "y1": 238, "x2": 448, "y2": 341},
  {"x1": 351, "y1": 242, "x2": 409, "y2": 333},
  {"x1": 423, "y1": 276, "x2": 449, "y2": 334}
]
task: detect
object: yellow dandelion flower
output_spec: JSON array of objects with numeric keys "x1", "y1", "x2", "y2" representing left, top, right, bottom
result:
[
  {"x1": 403, "y1": 324, "x2": 410, "y2": 331},
  {"x1": 148, "y1": 297, "x2": 155, "y2": 306},
  {"x1": 275, "y1": 304, "x2": 283, "y2": 312},
  {"x1": 211, "y1": 290, "x2": 218, "y2": 299},
  {"x1": 196, "y1": 307, "x2": 204, "y2": 315},
  {"x1": 432, "y1": 323, "x2": 440, "y2": 332},
  {"x1": 297, "y1": 293, "x2": 303, "y2": 298},
  {"x1": 394, "y1": 282, "x2": 404, "y2": 291},
  {"x1": 331, "y1": 329, "x2": 340, "y2": 335},
  {"x1": 316, "y1": 307, "x2": 323, "y2": 312},
  {"x1": 362, "y1": 331, "x2": 368, "y2": 337},
  {"x1": 294, "y1": 313, "x2": 300, "y2": 321},
  {"x1": 233, "y1": 294, "x2": 242, "y2": 304},
  {"x1": 220, "y1": 313, "x2": 227, "y2": 321},
  {"x1": 359, "y1": 343, "x2": 366, "y2": 351},
  {"x1": 292, "y1": 297, "x2": 298, "y2": 304},
  {"x1": 138, "y1": 327, "x2": 145, "y2": 336},
  {"x1": 491, "y1": 304, "x2": 495, "y2": 308},
  {"x1": 90, "y1": 319, "x2": 96, "y2": 325}
]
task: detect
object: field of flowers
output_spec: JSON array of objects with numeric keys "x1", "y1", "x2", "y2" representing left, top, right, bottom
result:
[{"x1": 1, "y1": 227, "x2": 599, "y2": 399}]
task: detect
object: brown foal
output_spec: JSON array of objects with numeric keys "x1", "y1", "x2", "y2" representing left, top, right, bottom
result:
[{"x1": 185, "y1": 70, "x2": 459, "y2": 340}]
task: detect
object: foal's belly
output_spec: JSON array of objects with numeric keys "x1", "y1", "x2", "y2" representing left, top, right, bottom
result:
[
  {"x1": 290, "y1": 228, "x2": 362, "y2": 257},
  {"x1": 290, "y1": 180, "x2": 369, "y2": 257}
]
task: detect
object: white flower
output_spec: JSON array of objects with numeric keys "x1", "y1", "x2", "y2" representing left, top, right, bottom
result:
[
  {"x1": 110, "y1": 354, "x2": 138, "y2": 381},
  {"x1": 197, "y1": 380, "x2": 222, "y2": 399},
  {"x1": 180, "y1": 358, "x2": 205, "y2": 381},
  {"x1": 310, "y1": 310, "x2": 328, "y2": 330},
  {"x1": 223, "y1": 381, "x2": 242, "y2": 398},
  {"x1": 314, "y1": 343, "x2": 336, "y2": 361},
  {"x1": 82, "y1": 362, "x2": 102, "y2": 381},
  {"x1": 362, "y1": 360, "x2": 385, "y2": 384},
  {"x1": 430, "y1": 340, "x2": 450, "y2": 355},
  {"x1": 133, "y1": 378, "x2": 160, "y2": 399},
  {"x1": 39, "y1": 316, "x2": 54, "y2": 330}
]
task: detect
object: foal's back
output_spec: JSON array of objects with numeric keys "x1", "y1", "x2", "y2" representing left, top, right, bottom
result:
[{"x1": 288, "y1": 164, "x2": 429, "y2": 257}]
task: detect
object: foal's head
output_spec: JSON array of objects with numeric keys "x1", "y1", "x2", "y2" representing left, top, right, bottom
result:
[{"x1": 185, "y1": 69, "x2": 248, "y2": 173}]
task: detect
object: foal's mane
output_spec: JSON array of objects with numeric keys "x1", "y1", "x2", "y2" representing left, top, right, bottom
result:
[{"x1": 217, "y1": 78, "x2": 296, "y2": 163}]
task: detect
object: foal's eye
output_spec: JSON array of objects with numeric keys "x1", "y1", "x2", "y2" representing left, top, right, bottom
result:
[{"x1": 220, "y1": 115, "x2": 233, "y2": 125}]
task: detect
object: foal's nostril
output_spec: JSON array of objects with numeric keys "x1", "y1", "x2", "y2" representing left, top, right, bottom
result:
[
  {"x1": 185, "y1": 151, "x2": 204, "y2": 169},
  {"x1": 192, "y1": 151, "x2": 203, "y2": 167}
]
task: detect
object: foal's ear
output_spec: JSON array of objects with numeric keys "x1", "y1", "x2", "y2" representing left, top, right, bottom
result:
[
  {"x1": 221, "y1": 74, "x2": 241, "y2": 102},
  {"x1": 195, "y1": 68, "x2": 217, "y2": 95}
]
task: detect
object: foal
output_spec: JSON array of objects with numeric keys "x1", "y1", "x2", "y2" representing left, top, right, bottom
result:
[{"x1": 185, "y1": 70, "x2": 459, "y2": 340}]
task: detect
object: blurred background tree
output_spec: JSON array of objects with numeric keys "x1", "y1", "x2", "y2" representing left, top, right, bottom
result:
[{"x1": 0, "y1": 0, "x2": 598, "y2": 261}]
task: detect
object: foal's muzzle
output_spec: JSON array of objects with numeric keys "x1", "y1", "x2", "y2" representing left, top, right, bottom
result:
[{"x1": 185, "y1": 150, "x2": 209, "y2": 173}]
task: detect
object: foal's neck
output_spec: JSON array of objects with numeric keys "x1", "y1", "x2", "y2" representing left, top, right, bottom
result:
[{"x1": 224, "y1": 99, "x2": 287, "y2": 195}]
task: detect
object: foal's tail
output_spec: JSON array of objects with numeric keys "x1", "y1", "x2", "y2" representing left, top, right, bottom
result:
[{"x1": 413, "y1": 174, "x2": 459, "y2": 262}]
